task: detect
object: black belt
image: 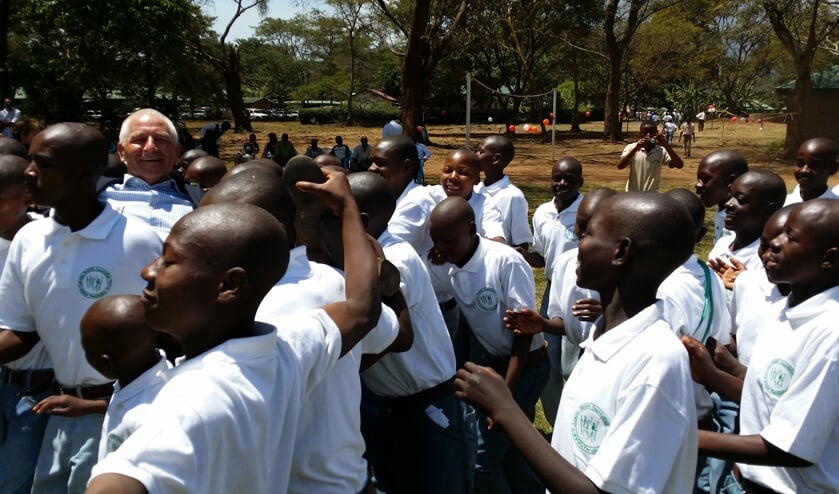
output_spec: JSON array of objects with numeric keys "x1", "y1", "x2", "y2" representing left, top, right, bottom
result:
[
  {"x1": 485, "y1": 344, "x2": 548, "y2": 375},
  {"x1": 734, "y1": 466, "x2": 780, "y2": 494},
  {"x1": 58, "y1": 382, "x2": 114, "y2": 400},
  {"x1": 1, "y1": 367, "x2": 56, "y2": 394},
  {"x1": 382, "y1": 377, "x2": 455, "y2": 415}
]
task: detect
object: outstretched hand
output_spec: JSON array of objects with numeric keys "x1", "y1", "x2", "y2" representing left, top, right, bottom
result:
[
  {"x1": 709, "y1": 257, "x2": 747, "y2": 290},
  {"x1": 32, "y1": 395, "x2": 104, "y2": 417},
  {"x1": 503, "y1": 309, "x2": 544, "y2": 335},
  {"x1": 295, "y1": 167, "x2": 354, "y2": 217},
  {"x1": 455, "y1": 362, "x2": 517, "y2": 426},
  {"x1": 681, "y1": 335, "x2": 719, "y2": 387}
]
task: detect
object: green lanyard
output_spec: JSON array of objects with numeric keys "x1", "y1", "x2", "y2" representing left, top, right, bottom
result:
[{"x1": 695, "y1": 259, "x2": 715, "y2": 343}]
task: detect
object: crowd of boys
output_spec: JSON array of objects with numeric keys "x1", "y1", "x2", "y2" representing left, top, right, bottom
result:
[{"x1": 0, "y1": 111, "x2": 836, "y2": 494}]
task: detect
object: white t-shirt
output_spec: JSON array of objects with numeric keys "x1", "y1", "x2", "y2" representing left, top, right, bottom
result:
[
  {"x1": 0, "y1": 205, "x2": 161, "y2": 385},
  {"x1": 256, "y1": 245, "x2": 399, "y2": 494},
  {"x1": 730, "y1": 268, "x2": 786, "y2": 367},
  {"x1": 387, "y1": 181, "x2": 436, "y2": 257},
  {"x1": 531, "y1": 194, "x2": 582, "y2": 279},
  {"x1": 552, "y1": 302, "x2": 697, "y2": 494},
  {"x1": 362, "y1": 233, "x2": 456, "y2": 397},
  {"x1": 98, "y1": 352, "x2": 171, "y2": 461},
  {"x1": 546, "y1": 247, "x2": 599, "y2": 377},
  {"x1": 738, "y1": 286, "x2": 839, "y2": 493},
  {"x1": 707, "y1": 236, "x2": 763, "y2": 271},
  {"x1": 658, "y1": 254, "x2": 731, "y2": 418},
  {"x1": 783, "y1": 184, "x2": 839, "y2": 206},
  {"x1": 474, "y1": 175, "x2": 533, "y2": 246},
  {"x1": 427, "y1": 237, "x2": 543, "y2": 356},
  {"x1": 92, "y1": 312, "x2": 343, "y2": 494},
  {"x1": 428, "y1": 185, "x2": 506, "y2": 241}
]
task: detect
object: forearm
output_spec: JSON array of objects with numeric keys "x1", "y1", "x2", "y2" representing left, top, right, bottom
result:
[
  {"x1": 505, "y1": 334, "x2": 533, "y2": 392},
  {"x1": 542, "y1": 316, "x2": 565, "y2": 336},
  {"x1": 381, "y1": 290, "x2": 413, "y2": 353},
  {"x1": 0, "y1": 329, "x2": 39, "y2": 364},
  {"x1": 706, "y1": 368, "x2": 744, "y2": 403},
  {"x1": 492, "y1": 403, "x2": 601, "y2": 493},
  {"x1": 521, "y1": 250, "x2": 545, "y2": 268},
  {"x1": 617, "y1": 149, "x2": 636, "y2": 169},
  {"x1": 699, "y1": 431, "x2": 812, "y2": 467}
]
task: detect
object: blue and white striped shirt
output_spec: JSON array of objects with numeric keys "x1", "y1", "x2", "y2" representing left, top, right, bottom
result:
[{"x1": 99, "y1": 174, "x2": 194, "y2": 240}]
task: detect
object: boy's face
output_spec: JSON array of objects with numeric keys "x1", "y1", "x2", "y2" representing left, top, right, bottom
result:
[
  {"x1": 476, "y1": 140, "x2": 498, "y2": 173},
  {"x1": 140, "y1": 227, "x2": 219, "y2": 339},
  {"x1": 794, "y1": 142, "x2": 837, "y2": 195},
  {"x1": 576, "y1": 209, "x2": 619, "y2": 292},
  {"x1": 763, "y1": 206, "x2": 823, "y2": 285},
  {"x1": 759, "y1": 213, "x2": 788, "y2": 270},
  {"x1": 369, "y1": 141, "x2": 411, "y2": 195},
  {"x1": 0, "y1": 183, "x2": 29, "y2": 235},
  {"x1": 695, "y1": 160, "x2": 731, "y2": 208},
  {"x1": 430, "y1": 217, "x2": 475, "y2": 265},
  {"x1": 551, "y1": 162, "x2": 582, "y2": 206},
  {"x1": 724, "y1": 177, "x2": 768, "y2": 234},
  {"x1": 25, "y1": 133, "x2": 82, "y2": 206},
  {"x1": 440, "y1": 154, "x2": 478, "y2": 199}
]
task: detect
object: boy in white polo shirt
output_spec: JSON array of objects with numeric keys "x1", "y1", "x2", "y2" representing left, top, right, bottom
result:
[
  {"x1": 695, "y1": 149, "x2": 748, "y2": 242},
  {"x1": 88, "y1": 170, "x2": 384, "y2": 493},
  {"x1": 427, "y1": 197, "x2": 548, "y2": 494},
  {"x1": 475, "y1": 135, "x2": 532, "y2": 249},
  {"x1": 683, "y1": 199, "x2": 839, "y2": 493},
  {"x1": 350, "y1": 172, "x2": 474, "y2": 494},
  {"x1": 785, "y1": 137, "x2": 839, "y2": 205},
  {"x1": 0, "y1": 123, "x2": 162, "y2": 494},
  {"x1": 461, "y1": 192, "x2": 698, "y2": 493}
]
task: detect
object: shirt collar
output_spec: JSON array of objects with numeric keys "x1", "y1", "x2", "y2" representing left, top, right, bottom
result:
[
  {"x1": 581, "y1": 301, "x2": 665, "y2": 362},
  {"x1": 47, "y1": 203, "x2": 123, "y2": 240},
  {"x1": 451, "y1": 237, "x2": 487, "y2": 275},
  {"x1": 122, "y1": 174, "x2": 180, "y2": 193},
  {"x1": 781, "y1": 284, "x2": 839, "y2": 324},
  {"x1": 172, "y1": 322, "x2": 277, "y2": 372}
]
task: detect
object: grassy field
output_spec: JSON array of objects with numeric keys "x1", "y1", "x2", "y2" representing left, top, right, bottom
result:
[{"x1": 204, "y1": 117, "x2": 794, "y2": 435}]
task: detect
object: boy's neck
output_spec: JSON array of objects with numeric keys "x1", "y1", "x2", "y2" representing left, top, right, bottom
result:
[
  {"x1": 182, "y1": 319, "x2": 262, "y2": 360},
  {"x1": 117, "y1": 351, "x2": 162, "y2": 389},
  {"x1": 800, "y1": 184, "x2": 828, "y2": 201},
  {"x1": 483, "y1": 171, "x2": 505, "y2": 187},
  {"x1": 53, "y1": 196, "x2": 105, "y2": 232},
  {"x1": 789, "y1": 278, "x2": 839, "y2": 307},
  {"x1": 554, "y1": 193, "x2": 580, "y2": 213},
  {"x1": 594, "y1": 281, "x2": 658, "y2": 339},
  {"x1": 455, "y1": 236, "x2": 480, "y2": 268},
  {"x1": 730, "y1": 230, "x2": 760, "y2": 252}
]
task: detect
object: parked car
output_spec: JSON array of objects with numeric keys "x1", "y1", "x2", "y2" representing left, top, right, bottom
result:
[{"x1": 246, "y1": 108, "x2": 270, "y2": 121}]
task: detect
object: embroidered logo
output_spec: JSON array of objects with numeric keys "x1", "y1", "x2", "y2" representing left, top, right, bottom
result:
[
  {"x1": 764, "y1": 359, "x2": 794, "y2": 397},
  {"x1": 564, "y1": 224, "x2": 577, "y2": 241},
  {"x1": 475, "y1": 287, "x2": 499, "y2": 312},
  {"x1": 572, "y1": 403, "x2": 610, "y2": 454},
  {"x1": 78, "y1": 267, "x2": 112, "y2": 299},
  {"x1": 107, "y1": 433, "x2": 124, "y2": 454}
]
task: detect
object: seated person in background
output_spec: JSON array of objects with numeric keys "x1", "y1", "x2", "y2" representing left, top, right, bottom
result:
[{"x1": 234, "y1": 133, "x2": 259, "y2": 166}]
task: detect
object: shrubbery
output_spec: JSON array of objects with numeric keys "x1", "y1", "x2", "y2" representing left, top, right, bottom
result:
[{"x1": 298, "y1": 106, "x2": 401, "y2": 126}]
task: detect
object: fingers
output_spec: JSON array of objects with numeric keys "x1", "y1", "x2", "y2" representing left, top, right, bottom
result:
[{"x1": 729, "y1": 257, "x2": 747, "y2": 271}]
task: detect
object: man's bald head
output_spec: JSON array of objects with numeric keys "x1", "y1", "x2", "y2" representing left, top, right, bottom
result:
[
  {"x1": 348, "y1": 171, "x2": 395, "y2": 238},
  {"x1": 184, "y1": 156, "x2": 227, "y2": 190}
]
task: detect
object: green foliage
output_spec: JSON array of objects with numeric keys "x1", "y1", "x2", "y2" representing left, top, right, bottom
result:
[{"x1": 299, "y1": 105, "x2": 400, "y2": 126}]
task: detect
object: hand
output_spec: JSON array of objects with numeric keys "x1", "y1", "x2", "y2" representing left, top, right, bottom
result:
[
  {"x1": 32, "y1": 395, "x2": 103, "y2": 417},
  {"x1": 295, "y1": 167, "x2": 354, "y2": 217},
  {"x1": 514, "y1": 246, "x2": 528, "y2": 259},
  {"x1": 653, "y1": 133, "x2": 667, "y2": 146},
  {"x1": 503, "y1": 308, "x2": 544, "y2": 335},
  {"x1": 455, "y1": 362, "x2": 516, "y2": 421},
  {"x1": 571, "y1": 298, "x2": 602, "y2": 322},
  {"x1": 426, "y1": 246, "x2": 446, "y2": 266},
  {"x1": 713, "y1": 340, "x2": 746, "y2": 379},
  {"x1": 680, "y1": 335, "x2": 719, "y2": 387},
  {"x1": 709, "y1": 257, "x2": 746, "y2": 290}
]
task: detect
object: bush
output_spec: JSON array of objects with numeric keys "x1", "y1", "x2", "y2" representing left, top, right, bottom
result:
[{"x1": 299, "y1": 106, "x2": 401, "y2": 126}]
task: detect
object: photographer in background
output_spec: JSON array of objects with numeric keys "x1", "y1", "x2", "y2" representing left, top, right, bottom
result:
[{"x1": 617, "y1": 121, "x2": 684, "y2": 192}]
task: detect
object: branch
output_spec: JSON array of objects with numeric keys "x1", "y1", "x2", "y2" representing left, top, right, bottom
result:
[
  {"x1": 820, "y1": 36, "x2": 839, "y2": 55},
  {"x1": 560, "y1": 35, "x2": 609, "y2": 61},
  {"x1": 374, "y1": 0, "x2": 407, "y2": 38},
  {"x1": 220, "y1": 0, "x2": 263, "y2": 46}
]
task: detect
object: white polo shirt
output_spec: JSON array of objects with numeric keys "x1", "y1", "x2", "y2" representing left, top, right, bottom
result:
[
  {"x1": 708, "y1": 236, "x2": 762, "y2": 271},
  {"x1": 552, "y1": 302, "x2": 697, "y2": 494},
  {"x1": 531, "y1": 194, "x2": 582, "y2": 279},
  {"x1": 783, "y1": 184, "x2": 839, "y2": 206},
  {"x1": 98, "y1": 351, "x2": 171, "y2": 461},
  {"x1": 731, "y1": 268, "x2": 786, "y2": 367},
  {"x1": 362, "y1": 232, "x2": 456, "y2": 397},
  {"x1": 658, "y1": 254, "x2": 731, "y2": 418},
  {"x1": 475, "y1": 176, "x2": 533, "y2": 246},
  {"x1": 0, "y1": 213, "x2": 52, "y2": 371},
  {"x1": 256, "y1": 245, "x2": 399, "y2": 494},
  {"x1": 92, "y1": 313, "x2": 343, "y2": 494},
  {"x1": 738, "y1": 286, "x2": 839, "y2": 493},
  {"x1": 547, "y1": 247, "x2": 599, "y2": 376},
  {"x1": 427, "y1": 237, "x2": 543, "y2": 356},
  {"x1": 0, "y1": 205, "x2": 161, "y2": 386},
  {"x1": 428, "y1": 185, "x2": 506, "y2": 241},
  {"x1": 387, "y1": 181, "x2": 436, "y2": 257},
  {"x1": 713, "y1": 207, "x2": 733, "y2": 243}
]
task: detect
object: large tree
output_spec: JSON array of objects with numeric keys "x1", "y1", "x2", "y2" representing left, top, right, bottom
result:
[
  {"x1": 374, "y1": 0, "x2": 468, "y2": 135},
  {"x1": 761, "y1": 0, "x2": 839, "y2": 156}
]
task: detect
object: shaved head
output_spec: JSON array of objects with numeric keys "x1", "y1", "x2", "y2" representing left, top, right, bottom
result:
[
  {"x1": 574, "y1": 187, "x2": 616, "y2": 238},
  {"x1": 666, "y1": 187, "x2": 706, "y2": 234},
  {"x1": 348, "y1": 171, "x2": 395, "y2": 238},
  {"x1": 0, "y1": 137, "x2": 28, "y2": 159},
  {"x1": 184, "y1": 156, "x2": 227, "y2": 190},
  {"x1": 0, "y1": 154, "x2": 28, "y2": 187}
]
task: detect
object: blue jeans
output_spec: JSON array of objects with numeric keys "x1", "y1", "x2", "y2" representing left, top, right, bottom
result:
[
  {"x1": 474, "y1": 352, "x2": 549, "y2": 494},
  {"x1": 695, "y1": 392, "x2": 739, "y2": 493},
  {"x1": 0, "y1": 382, "x2": 53, "y2": 494},
  {"x1": 363, "y1": 389, "x2": 477, "y2": 494},
  {"x1": 538, "y1": 281, "x2": 563, "y2": 426},
  {"x1": 32, "y1": 413, "x2": 104, "y2": 494}
]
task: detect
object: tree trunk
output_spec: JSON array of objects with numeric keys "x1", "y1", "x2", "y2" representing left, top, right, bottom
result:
[
  {"x1": 784, "y1": 63, "x2": 812, "y2": 158},
  {"x1": 0, "y1": 0, "x2": 10, "y2": 99},
  {"x1": 225, "y1": 46, "x2": 252, "y2": 132},
  {"x1": 570, "y1": 49, "x2": 581, "y2": 132},
  {"x1": 603, "y1": 51, "x2": 623, "y2": 141},
  {"x1": 347, "y1": 30, "x2": 355, "y2": 126},
  {"x1": 400, "y1": 0, "x2": 432, "y2": 137}
]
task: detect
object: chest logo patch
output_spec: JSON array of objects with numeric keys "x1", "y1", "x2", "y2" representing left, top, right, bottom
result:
[
  {"x1": 572, "y1": 402, "x2": 610, "y2": 455},
  {"x1": 764, "y1": 359, "x2": 794, "y2": 397},
  {"x1": 564, "y1": 224, "x2": 577, "y2": 241},
  {"x1": 476, "y1": 287, "x2": 499, "y2": 312},
  {"x1": 78, "y1": 266, "x2": 113, "y2": 299}
]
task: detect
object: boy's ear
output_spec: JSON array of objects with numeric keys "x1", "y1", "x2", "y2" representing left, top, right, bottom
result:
[
  {"x1": 696, "y1": 226, "x2": 708, "y2": 245},
  {"x1": 821, "y1": 246, "x2": 839, "y2": 270},
  {"x1": 613, "y1": 237, "x2": 631, "y2": 266},
  {"x1": 360, "y1": 212, "x2": 370, "y2": 229},
  {"x1": 217, "y1": 267, "x2": 246, "y2": 303},
  {"x1": 98, "y1": 353, "x2": 115, "y2": 376}
]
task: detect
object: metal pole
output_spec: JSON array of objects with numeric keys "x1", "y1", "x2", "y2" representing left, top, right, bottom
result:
[
  {"x1": 551, "y1": 88, "x2": 557, "y2": 160},
  {"x1": 466, "y1": 72, "x2": 471, "y2": 148}
]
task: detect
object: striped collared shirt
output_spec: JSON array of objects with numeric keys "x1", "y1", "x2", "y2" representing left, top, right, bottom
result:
[{"x1": 100, "y1": 174, "x2": 194, "y2": 240}]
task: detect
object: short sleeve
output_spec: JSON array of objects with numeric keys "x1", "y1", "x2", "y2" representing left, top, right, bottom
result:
[
  {"x1": 508, "y1": 193, "x2": 533, "y2": 245},
  {"x1": 360, "y1": 304, "x2": 399, "y2": 355},
  {"x1": 0, "y1": 239, "x2": 35, "y2": 332},
  {"x1": 276, "y1": 309, "x2": 343, "y2": 394}
]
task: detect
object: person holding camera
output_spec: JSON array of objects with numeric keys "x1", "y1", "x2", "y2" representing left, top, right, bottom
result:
[{"x1": 617, "y1": 121, "x2": 684, "y2": 192}]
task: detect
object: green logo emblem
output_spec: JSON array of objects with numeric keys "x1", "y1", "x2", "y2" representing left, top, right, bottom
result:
[
  {"x1": 78, "y1": 267, "x2": 112, "y2": 299},
  {"x1": 475, "y1": 287, "x2": 498, "y2": 312},
  {"x1": 564, "y1": 224, "x2": 577, "y2": 241},
  {"x1": 572, "y1": 403, "x2": 610, "y2": 454},
  {"x1": 764, "y1": 359, "x2": 794, "y2": 397},
  {"x1": 106, "y1": 433, "x2": 124, "y2": 454}
]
